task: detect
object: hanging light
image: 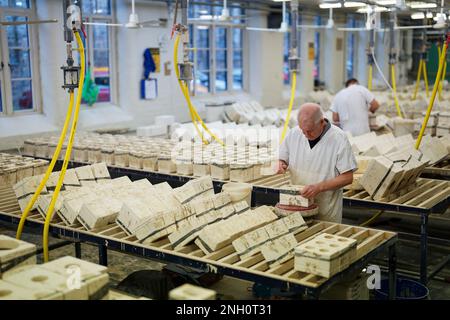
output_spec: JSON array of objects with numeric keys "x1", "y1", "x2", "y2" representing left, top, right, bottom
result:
[
  {"x1": 411, "y1": 12, "x2": 425, "y2": 20},
  {"x1": 408, "y1": 2, "x2": 437, "y2": 9},
  {"x1": 344, "y1": 1, "x2": 366, "y2": 8}
]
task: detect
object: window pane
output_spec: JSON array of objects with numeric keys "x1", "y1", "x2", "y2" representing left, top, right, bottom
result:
[
  {"x1": 195, "y1": 70, "x2": 210, "y2": 94},
  {"x1": 233, "y1": 50, "x2": 242, "y2": 69},
  {"x1": 82, "y1": 1, "x2": 94, "y2": 15},
  {"x1": 233, "y1": 69, "x2": 242, "y2": 90},
  {"x1": 94, "y1": 50, "x2": 109, "y2": 68},
  {"x1": 195, "y1": 27, "x2": 209, "y2": 48},
  {"x1": 197, "y1": 50, "x2": 210, "y2": 70},
  {"x1": 9, "y1": 49, "x2": 31, "y2": 78},
  {"x1": 95, "y1": 0, "x2": 110, "y2": 15},
  {"x1": 12, "y1": 80, "x2": 32, "y2": 111},
  {"x1": 191, "y1": 4, "x2": 211, "y2": 18},
  {"x1": 0, "y1": 0, "x2": 8, "y2": 6},
  {"x1": 232, "y1": 28, "x2": 242, "y2": 49},
  {"x1": 231, "y1": 7, "x2": 244, "y2": 23},
  {"x1": 216, "y1": 71, "x2": 227, "y2": 92},
  {"x1": 283, "y1": 33, "x2": 290, "y2": 85},
  {"x1": 314, "y1": 31, "x2": 320, "y2": 80},
  {"x1": 216, "y1": 50, "x2": 227, "y2": 69},
  {"x1": 215, "y1": 28, "x2": 227, "y2": 49},
  {"x1": 6, "y1": 17, "x2": 29, "y2": 48},
  {"x1": 12, "y1": 0, "x2": 30, "y2": 8},
  {"x1": 93, "y1": 24, "x2": 109, "y2": 49}
]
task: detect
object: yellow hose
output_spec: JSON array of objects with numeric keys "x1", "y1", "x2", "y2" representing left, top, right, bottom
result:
[
  {"x1": 281, "y1": 72, "x2": 297, "y2": 143},
  {"x1": 359, "y1": 210, "x2": 384, "y2": 227},
  {"x1": 412, "y1": 59, "x2": 423, "y2": 100},
  {"x1": 16, "y1": 93, "x2": 75, "y2": 240},
  {"x1": 368, "y1": 65, "x2": 373, "y2": 91},
  {"x1": 390, "y1": 64, "x2": 403, "y2": 118},
  {"x1": 174, "y1": 34, "x2": 224, "y2": 146},
  {"x1": 42, "y1": 30, "x2": 86, "y2": 262},
  {"x1": 438, "y1": 46, "x2": 443, "y2": 100},
  {"x1": 415, "y1": 41, "x2": 448, "y2": 150},
  {"x1": 422, "y1": 60, "x2": 430, "y2": 97},
  {"x1": 173, "y1": 35, "x2": 208, "y2": 145}
]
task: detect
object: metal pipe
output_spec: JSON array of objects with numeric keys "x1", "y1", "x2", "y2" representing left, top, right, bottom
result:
[
  {"x1": 290, "y1": 0, "x2": 298, "y2": 52},
  {"x1": 181, "y1": 0, "x2": 188, "y2": 26}
]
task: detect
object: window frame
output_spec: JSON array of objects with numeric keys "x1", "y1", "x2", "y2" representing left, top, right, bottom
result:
[
  {"x1": 0, "y1": 2, "x2": 42, "y2": 117},
  {"x1": 189, "y1": 20, "x2": 246, "y2": 95},
  {"x1": 81, "y1": 0, "x2": 117, "y2": 106},
  {"x1": 345, "y1": 15, "x2": 358, "y2": 81}
]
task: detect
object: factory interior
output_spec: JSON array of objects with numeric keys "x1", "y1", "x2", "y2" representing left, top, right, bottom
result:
[{"x1": 0, "y1": 0, "x2": 450, "y2": 302}]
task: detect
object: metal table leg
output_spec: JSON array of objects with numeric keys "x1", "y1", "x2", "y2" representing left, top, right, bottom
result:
[
  {"x1": 98, "y1": 244, "x2": 108, "y2": 266},
  {"x1": 75, "y1": 241, "x2": 81, "y2": 259},
  {"x1": 388, "y1": 243, "x2": 397, "y2": 300},
  {"x1": 420, "y1": 212, "x2": 429, "y2": 285}
]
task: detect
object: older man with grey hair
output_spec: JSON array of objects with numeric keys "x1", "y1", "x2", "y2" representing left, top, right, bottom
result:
[{"x1": 278, "y1": 103, "x2": 357, "y2": 223}]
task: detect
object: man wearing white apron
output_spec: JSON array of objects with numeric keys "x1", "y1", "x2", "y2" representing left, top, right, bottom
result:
[
  {"x1": 278, "y1": 103, "x2": 357, "y2": 223},
  {"x1": 331, "y1": 78, "x2": 380, "y2": 137}
]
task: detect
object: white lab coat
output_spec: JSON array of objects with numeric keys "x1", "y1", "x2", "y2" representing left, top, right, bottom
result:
[
  {"x1": 279, "y1": 124, "x2": 357, "y2": 223},
  {"x1": 330, "y1": 84, "x2": 375, "y2": 136}
]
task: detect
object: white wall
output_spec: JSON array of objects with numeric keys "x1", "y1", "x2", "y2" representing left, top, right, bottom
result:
[{"x1": 0, "y1": 2, "x2": 415, "y2": 150}]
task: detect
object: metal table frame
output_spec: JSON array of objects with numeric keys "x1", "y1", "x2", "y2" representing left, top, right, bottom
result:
[
  {"x1": 42, "y1": 159, "x2": 444, "y2": 285},
  {"x1": 0, "y1": 211, "x2": 398, "y2": 300}
]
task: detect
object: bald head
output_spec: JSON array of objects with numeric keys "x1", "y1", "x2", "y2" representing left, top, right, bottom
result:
[
  {"x1": 298, "y1": 103, "x2": 324, "y2": 124},
  {"x1": 298, "y1": 103, "x2": 325, "y2": 140}
]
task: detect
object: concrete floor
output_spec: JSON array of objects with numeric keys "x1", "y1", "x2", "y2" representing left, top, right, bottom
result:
[{"x1": 1, "y1": 220, "x2": 450, "y2": 300}]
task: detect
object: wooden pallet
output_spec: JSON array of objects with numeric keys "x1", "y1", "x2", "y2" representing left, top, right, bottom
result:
[
  {"x1": 423, "y1": 157, "x2": 450, "y2": 177},
  {"x1": 343, "y1": 178, "x2": 450, "y2": 210},
  {"x1": 0, "y1": 185, "x2": 396, "y2": 289}
]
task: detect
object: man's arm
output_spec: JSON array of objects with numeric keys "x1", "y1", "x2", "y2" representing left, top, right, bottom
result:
[
  {"x1": 332, "y1": 112, "x2": 340, "y2": 126},
  {"x1": 301, "y1": 171, "x2": 354, "y2": 199},
  {"x1": 277, "y1": 160, "x2": 288, "y2": 174},
  {"x1": 369, "y1": 99, "x2": 380, "y2": 113}
]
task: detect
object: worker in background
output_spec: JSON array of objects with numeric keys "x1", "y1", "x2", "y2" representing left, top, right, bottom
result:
[
  {"x1": 277, "y1": 103, "x2": 357, "y2": 223},
  {"x1": 331, "y1": 78, "x2": 380, "y2": 136}
]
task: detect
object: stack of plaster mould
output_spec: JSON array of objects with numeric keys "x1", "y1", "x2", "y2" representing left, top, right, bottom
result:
[
  {"x1": 12, "y1": 163, "x2": 112, "y2": 224},
  {"x1": 136, "y1": 115, "x2": 176, "y2": 138},
  {"x1": 23, "y1": 132, "x2": 176, "y2": 171},
  {"x1": 295, "y1": 233, "x2": 357, "y2": 278},
  {"x1": 357, "y1": 149, "x2": 430, "y2": 200},
  {"x1": 349, "y1": 133, "x2": 448, "y2": 194},
  {"x1": 307, "y1": 90, "x2": 334, "y2": 111},
  {"x1": 274, "y1": 185, "x2": 319, "y2": 219},
  {"x1": 0, "y1": 153, "x2": 48, "y2": 186},
  {"x1": 0, "y1": 235, "x2": 36, "y2": 278},
  {"x1": 231, "y1": 211, "x2": 308, "y2": 267},
  {"x1": 223, "y1": 101, "x2": 284, "y2": 127},
  {"x1": 437, "y1": 111, "x2": 450, "y2": 136},
  {"x1": 0, "y1": 255, "x2": 109, "y2": 300}
]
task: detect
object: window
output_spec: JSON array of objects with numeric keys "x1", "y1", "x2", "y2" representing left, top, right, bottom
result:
[
  {"x1": 189, "y1": 4, "x2": 244, "y2": 94},
  {"x1": 346, "y1": 15, "x2": 356, "y2": 80},
  {"x1": 0, "y1": 0, "x2": 40, "y2": 116},
  {"x1": 82, "y1": 0, "x2": 114, "y2": 103},
  {"x1": 0, "y1": 0, "x2": 30, "y2": 9},
  {"x1": 314, "y1": 16, "x2": 321, "y2": 82}
]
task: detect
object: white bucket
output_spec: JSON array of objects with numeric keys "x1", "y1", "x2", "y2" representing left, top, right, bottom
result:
[{"x1": 221, "y1": 182, "x2": 252, "y2": 206}]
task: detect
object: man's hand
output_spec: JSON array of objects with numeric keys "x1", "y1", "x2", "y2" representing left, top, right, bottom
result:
[
  {"x1": 300, "y1": 183, "x2": 323, "y2": 199},
  {"x1": 277, "y1": 160, "x2": 288, "y2": 174}
]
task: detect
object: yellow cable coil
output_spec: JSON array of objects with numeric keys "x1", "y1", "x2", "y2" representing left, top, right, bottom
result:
[
  {"x1": 280, "y1": 72, "x2": 297, "y2": 143},
  {"x1": 174, "y1": 34, "x2": 224, "y2": 146},
  {"x1": 42, "y1": 30, "x2": 86, "y2": 262},
  {"x1": 415, "y1": 41, "x2": 448, "y2": 150},
  {"x1": 412, "y1": 59, "x2": 423, "y2": 100},
  {"x1": 422, "y1": 60, "x2": 430, "y2": 97},
  {"x1": 16, "y1": 97, "x2": 75, "y2": 240},
  {"x1": 390, "y1": 64, "x2": 404, "y2": 118}
]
